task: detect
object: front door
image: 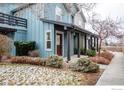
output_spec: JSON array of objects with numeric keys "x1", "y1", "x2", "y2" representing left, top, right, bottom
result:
[{"x1": 56, "y1": 33, "x2": 63, "y2": 56}]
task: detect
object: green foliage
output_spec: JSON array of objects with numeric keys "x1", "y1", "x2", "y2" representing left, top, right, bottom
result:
[
  {"x1": 14, "y1": 41, "x2": 36, "y2": 56},
  {"x1": 80, "y1": 48, "x2": 85, "y2": 55},
  {"x1": 70, "y1": 58, "x2": 99, "y2": 73},
  {"x1": 46, "y1": 55, "x2": 63, "y2": 68},
  {"x1": 87, "y1": 49, "x2": 96, "y2": 57},
  {"x1": 0, "y1": 34, "x2": 13, "y2": 56}
]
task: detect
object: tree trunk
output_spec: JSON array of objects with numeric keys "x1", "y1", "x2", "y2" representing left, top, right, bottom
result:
[{"x1": 98, "y1": 39, "x2": 102, "y2": 55}]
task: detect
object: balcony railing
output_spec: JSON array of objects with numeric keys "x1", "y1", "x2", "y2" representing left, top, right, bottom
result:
[{"x1": 0, "y1": 12, "x2": 27, "y2": 28}]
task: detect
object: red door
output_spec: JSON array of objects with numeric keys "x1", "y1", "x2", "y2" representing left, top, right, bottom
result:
[{"x1": 57, "y1": 33, "x2": 63, "y2": 56}]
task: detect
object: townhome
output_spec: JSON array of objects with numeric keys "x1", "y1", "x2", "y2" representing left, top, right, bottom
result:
[{"x1": 0, "y1": 3, "x2": 99, "y2": 61}]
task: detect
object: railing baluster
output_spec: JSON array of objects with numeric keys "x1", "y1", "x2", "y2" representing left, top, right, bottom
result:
[{"x1": 0, "y1": 12, "x2": 27, "y2": 28}]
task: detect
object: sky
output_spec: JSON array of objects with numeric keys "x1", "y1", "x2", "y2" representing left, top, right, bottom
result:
[
  {"x1": 85, "y1": 3, "x2": 124, "y2": 43},
  {"x1": 93, "y1": 3, "x2": 124, "y2": 20}
]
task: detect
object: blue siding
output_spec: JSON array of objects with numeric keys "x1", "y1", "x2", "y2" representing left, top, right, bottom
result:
[
  {"x1": 44, "y1": 3, "x2": 74, "y2": 57},
  {"x1": 11, "y1": 30, "x2": 27, "y2": 56},
  {"x1": 14, "y1": 30, "x2": 27, "y2": 41},
  {"x1": 19, "y1": 8, "x2": 44, "y2": 57},
  {"x1": 42, "y1": 22, "x2": 55, "y2": 57},
  {"x1": 44, "y1": 3, "x2": 72, "y2": 24},
  {"x1": 0, "y1": 4, "x2": 77, "y2": 57},
  {"x1": 0, "y1": 4, "x2": 22, "y2": 14}
]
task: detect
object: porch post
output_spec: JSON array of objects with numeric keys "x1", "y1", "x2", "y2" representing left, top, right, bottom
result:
[
  {"x1": 67, "y1": 31, "x2": 71, "y2": 62},
  {"x1": 84, "y1": 34, "x2": 87, "y2": 54},
  {"x1": 90, "y1": 36, "x2": 92, "y2": 49},
  {"x1": 77, "y1": 33, "x2": 80, "y2": 58},
  {"x1": 94, "y1": 37, "x2": 96, "y2": 48},
  {"x1": 96, "y1": 37, "x2": 99, "y2": 51},
  {"x1": 54, "y1": 28, "x2": 56, "y2": 54}
]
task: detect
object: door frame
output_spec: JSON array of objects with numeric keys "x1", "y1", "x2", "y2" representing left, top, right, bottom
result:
[{"x1": 56, "y1": 31, "x2": 64, "y2": 56}]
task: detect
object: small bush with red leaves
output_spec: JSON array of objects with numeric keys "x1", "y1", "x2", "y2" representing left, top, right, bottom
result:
[
  {"x1": 99, "y1": 51, "x2": 114, "y2": 61},
  {"x1": 28, "y1": 50, "x2": 40, "y2": 57},
  {"x1": 89, "y1": 56, "x2": 110, "y2": 65},
  {"x1": 10, "y1": 56, "x2": 47, "y2": 66}
]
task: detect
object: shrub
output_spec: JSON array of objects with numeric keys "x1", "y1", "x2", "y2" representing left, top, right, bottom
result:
[
  {"x1": 10, "y1": 56, "x2": 47, "y2": 66},
  {"x1": 70, "y1": 58, "x2": 99, "y2": 73},
  {"x1": 46, "y1": 55, "x2": 63, "y2": 68},
  {"x1": 89, "y1": 56, "x2": 110, "y2": 65},
  {"x1": 99, "y1": 51, "x2": 114, "y2": 61},
  {"x1": 0, "y1": 34, "x2": 13, "y2": 56},
  {"x1": 80, "y1": 48, "x2": 85, "y2": 55},
  {"x1": 87, "y1": 49, "x2": 96, "y2": 57},
  {"x1": 28, "y1": 50, "x2": 40, "y2": 57},
  {"x1": 1, "y1": 55, "x2": 11, "y2": 61},
  {"x1": 14, "y1": 41, "x2": 36, "y2": 56}
]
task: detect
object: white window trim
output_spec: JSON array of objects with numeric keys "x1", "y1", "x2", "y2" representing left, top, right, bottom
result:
[
  {"x1": 78, "y1": 20, "x2": 82, "y2": 27},
  {"x1": 55, "y1": 6, "x2": 62, "y2": 21},
  {"x1": 45, "y1": 30, "x2": 52, "y2": 51}
]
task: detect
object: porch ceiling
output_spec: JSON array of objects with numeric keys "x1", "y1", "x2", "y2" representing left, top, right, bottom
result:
[{"x1": 40, "y1": 18, "x2": 98, "y2": 38}]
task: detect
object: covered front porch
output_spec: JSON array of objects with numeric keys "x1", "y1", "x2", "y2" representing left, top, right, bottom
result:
[{"x1": 41, "y1": 18, "x2": 99, "y2": 62}]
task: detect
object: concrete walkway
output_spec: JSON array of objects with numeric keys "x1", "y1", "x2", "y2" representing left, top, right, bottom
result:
[{"x1": 96, "y1": 52, "x2": 124, "y2": 85}]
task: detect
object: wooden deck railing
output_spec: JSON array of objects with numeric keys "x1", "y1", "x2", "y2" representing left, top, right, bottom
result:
[{"x1": 0, "y1": 12, "x2": 27, "y2": 28}]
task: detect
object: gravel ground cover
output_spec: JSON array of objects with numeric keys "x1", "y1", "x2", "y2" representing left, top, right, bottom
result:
[{"x1": 0, "y1": 63, "x2": 103, "y2": 85}]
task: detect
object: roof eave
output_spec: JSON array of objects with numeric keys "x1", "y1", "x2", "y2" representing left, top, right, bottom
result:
[{"x1": 11, "y1": 3, "x2": 34, "y2": 14}]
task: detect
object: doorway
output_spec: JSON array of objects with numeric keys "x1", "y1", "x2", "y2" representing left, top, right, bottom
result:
[{"x1": 56, "y1": 33, "x2": 63, "y2": 56}]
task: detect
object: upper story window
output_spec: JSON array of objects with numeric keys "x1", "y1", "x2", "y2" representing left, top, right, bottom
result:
[
  {"x1": 78, "y1": 20, "x2": 82, "y2": 27},
  {"x1": 55, "y1": 6, "x2": 62, "y2": 21},
  {"x1": 45, "y1": 30, "x2": 52, "y2": 51}
]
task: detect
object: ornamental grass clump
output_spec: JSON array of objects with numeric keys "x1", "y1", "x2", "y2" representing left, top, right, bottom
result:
[
  {"x1": 87, "y1": 49, "x2": 96, "y2": 57},
  {"x1": 46, "y1": 55, "x2": 63, "y2": 68},
  {"x1": 10, "y1": 56, "x2": 47, "y2": 66},
  {"x1": 70, "y1": 58, "x2": 99, "y2": 73},
  {"x1": 0, "y1": 34, "x2": 13, "y2": 56},
  {"x1": 89, "y1": 56, "x2": 110, "y2": 65},
  {"x1": 99, "y1": 51, "x2": 114, "y2": 61}
]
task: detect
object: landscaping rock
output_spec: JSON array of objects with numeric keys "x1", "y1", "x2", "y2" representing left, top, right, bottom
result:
[{"x1": 0, "y1": 64, "x2": 87, "y2": 85}]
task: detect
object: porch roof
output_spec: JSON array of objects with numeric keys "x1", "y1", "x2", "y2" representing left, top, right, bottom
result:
[{"x1": 40, "y1": 18, "x2": 98, "y2": 37}]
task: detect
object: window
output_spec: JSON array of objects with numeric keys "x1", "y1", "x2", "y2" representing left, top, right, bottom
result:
[
  {"x1": 45, "y1": 30, "x2": 52, "y2": 51},
  {"x1": 55, "y1": 6, "x2": 62, "y2": 21},
  {"x1": 78, "y1": 20, "x2": 82, "y2": 27}
]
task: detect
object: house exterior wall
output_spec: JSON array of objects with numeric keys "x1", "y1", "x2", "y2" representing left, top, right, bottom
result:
[
  {"x1": 74, "y1": 13, "x2": 85, "y2": 28},
  {"x1": 80, "y1": 33, "x2": 85, "y2": 49},
  {"x1": 0, "y1": 3, "x2": 89, "y2": 58},
  {"x1": 0, "y1": 4, "x2": 28, "y2": 56},
  {"x1": 44, "y1": 3, "x2": 72, "y2": 23},
  {"x1": 11, "y1": 30, "x2": 27, "y2": 55},
  {"x1": 0, "y1": 4, "x2": 23, "y2": 14},
  {"x1": 12, "y1": 3, "x2": 73, "y2": 57},
  {"x1": 12, "y1": 4, "x2": 45, "y2": 57}
]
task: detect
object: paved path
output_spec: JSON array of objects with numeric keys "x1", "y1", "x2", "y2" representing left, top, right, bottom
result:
[{"x1": 96, "y1": 52, "x2": 124, "y2": 85}]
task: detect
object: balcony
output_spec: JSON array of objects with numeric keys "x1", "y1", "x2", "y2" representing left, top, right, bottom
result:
[{"x1": 0, "y1": 12, "x2": 27, "y2": 30}]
